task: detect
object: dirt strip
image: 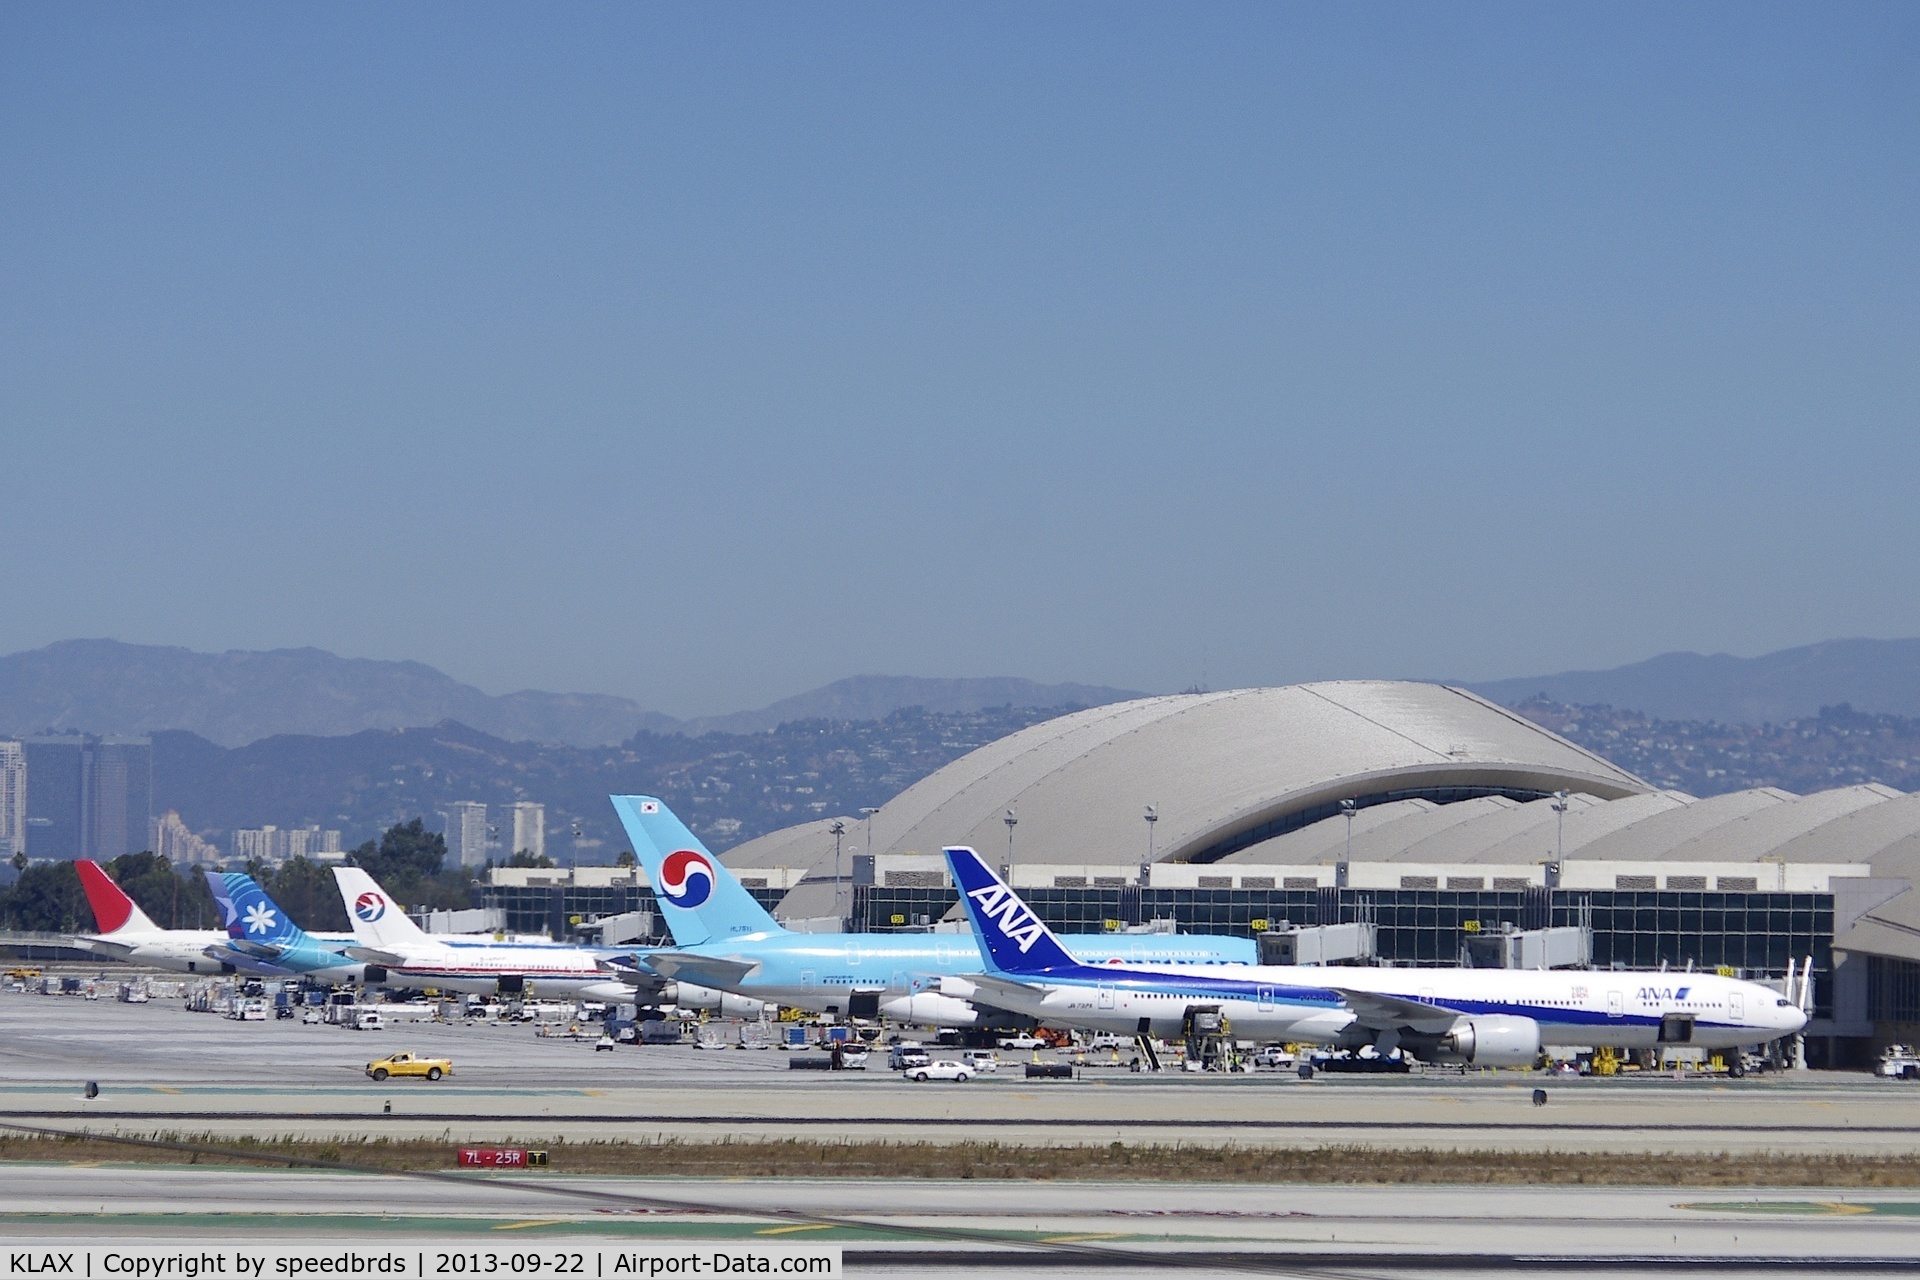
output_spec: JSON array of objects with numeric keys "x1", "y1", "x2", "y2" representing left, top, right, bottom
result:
[{"x1": 7, "y1": 1131, "x2": 1920, "y2": 1186}]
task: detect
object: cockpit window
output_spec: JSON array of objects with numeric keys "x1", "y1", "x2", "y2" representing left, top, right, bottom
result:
[{"x1": 1776, "y1": 998, "x2": 1793, "y2": 1007}]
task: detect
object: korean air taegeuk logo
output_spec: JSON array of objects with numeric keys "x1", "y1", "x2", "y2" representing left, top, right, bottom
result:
[
  {"x1": 658, "y1": 850, "x2": 715, "y2": 908},
  {"x1": 354, "y1": 891, "x2": 388, "y2": 923}
]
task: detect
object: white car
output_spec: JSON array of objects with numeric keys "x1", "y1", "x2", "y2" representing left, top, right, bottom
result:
[{"x1": 904, "y1": 1059, "x2": 975, "y2": 1083}]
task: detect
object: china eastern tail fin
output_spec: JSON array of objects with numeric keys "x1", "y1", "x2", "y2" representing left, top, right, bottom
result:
[
  {"x1": 74, "y1": 860, "x2": 161, "y2": 936},
  {"x1": 610, "y1": 795, "x2": 783, "y2": 947},
  {"x1": 943, "y1": 846, "x2": 1079, "y2": 974},
  {"x1": 330, "y1": 866, "x2": 434, "y2": 952},
  {"x1": 206, "y1": 870, "x2": 313, "y2": 950}
]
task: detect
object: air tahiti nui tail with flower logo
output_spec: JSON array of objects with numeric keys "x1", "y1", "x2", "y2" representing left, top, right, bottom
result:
[{"x1": 610, "y1": 795, "x2": 784, "y2": 946}]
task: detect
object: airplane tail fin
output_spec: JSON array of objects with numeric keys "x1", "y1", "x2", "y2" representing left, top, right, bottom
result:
[
  {"x1": 74, "y1": 860, "x2": 161, "y2": 936},
  {"x1": 609, "y1": 795, "x2": 783, "y2": 947},
  {"x1": 330, "y1": 866, "x2": 434, "y2": 950},
  {"x1": 942, "y1": 846, "x2": 1079, "y2": 974},
  {"x1": 207, "y1": 870, "x2": 313, "y2": 948}
]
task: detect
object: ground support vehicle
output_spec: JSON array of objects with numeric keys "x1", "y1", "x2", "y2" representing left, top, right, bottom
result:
[
  {"x1": 1880, "y1": 1045, "x2": 1920, "y2": 1079},
  {"x1": 366, "y1": 1051, "x2": 453, "y2": 1081}
]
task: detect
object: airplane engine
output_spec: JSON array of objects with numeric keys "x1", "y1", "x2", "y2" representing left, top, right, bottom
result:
[
  {"x1": 664, "y1": 982, "x2": 770, "y2": 1019},
  {"x1": 1412, "y1": 1014, "x2": 1541, "y2": 1067},
  {"x1": 879, "y1": 993, "x2": 980, "y2": 1027}
]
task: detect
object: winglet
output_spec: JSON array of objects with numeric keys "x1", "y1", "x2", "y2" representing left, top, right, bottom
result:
[
  {"x1": 942, "y1": 846, "x2": 1078, "y2": 974},
  {"x1": 75, "y1": 860, "x2": 160, "y2": 936}
]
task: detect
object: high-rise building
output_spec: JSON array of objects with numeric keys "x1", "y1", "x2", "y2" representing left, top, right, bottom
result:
[
  {"x1": 0, "y1": 740, "x2": 24, "y2": 861},
  {"x1": 151, "y1": 810, "x2": 220, "y2": 865},
  {"x1": 81, "y1": 737, "x2": 151, "y2": 860},
  {"x1": 230, "y1": 823, "x2": 344, "y2": 863},
  {"x1": 442, "y1": 801, "x2": 490, "y2": 869},
  {"x1": 23, "y1": 735, "x2": 86, "y2": 860},
  {"x1": 510, "y1": 801, "x2": 545, "y2": 861}
]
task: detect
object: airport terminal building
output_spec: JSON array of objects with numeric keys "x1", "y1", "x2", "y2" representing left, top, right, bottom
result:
[{"x1": 495, "y1": 682, "x2": 1920, "y2": 1068}]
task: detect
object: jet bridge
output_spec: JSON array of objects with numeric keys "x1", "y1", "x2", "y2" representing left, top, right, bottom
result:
[
  {"x1": 1459, "y1": 921, "x2": 1592, "y2": 970},
  {"x1": 1257, "y1": 920, "x2": 1377, "y2": 966}
]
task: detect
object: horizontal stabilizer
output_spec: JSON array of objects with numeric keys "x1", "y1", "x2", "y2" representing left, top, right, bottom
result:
[
  {"x1": 228, "y1": 939, "x2": 286, "y2": 961},
  {"x1": 949, "y1": 971, "x2": 1044, "y2": 1006},
  {"x1": 641, "y1": 951, "x2": 758, "y2": 987},
  {"x1": 344, "y1": 946, "x2": 408, "y2": 967},
  {"x1": 73, "y1": 936, "x2": 139, "y2": 960},
  {"x1": 1331, "y1": 986, "x2": 1464, "y2": 1029}
]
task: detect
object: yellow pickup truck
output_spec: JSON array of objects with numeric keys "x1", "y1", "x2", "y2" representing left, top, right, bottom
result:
[{"x1": 365, "y1": 1051, "x2": 453, "y2": 1082}]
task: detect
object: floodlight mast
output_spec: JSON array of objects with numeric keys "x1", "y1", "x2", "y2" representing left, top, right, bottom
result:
[
  {"x1": 1003, "y1": 808, "x2": 1018, "y2": 882},
  {"x1": 829, "y1": 819, "x2": 846, "y2": 923}
]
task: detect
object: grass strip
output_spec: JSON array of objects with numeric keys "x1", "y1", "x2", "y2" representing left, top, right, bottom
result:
[{"x1": 5, "y1": 1131, "x2": 1920, "y2": 1186}]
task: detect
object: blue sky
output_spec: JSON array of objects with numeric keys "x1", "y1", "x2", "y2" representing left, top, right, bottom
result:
[{"x1": 3, "y1": 5, "x2": 1915, "y2": 716}]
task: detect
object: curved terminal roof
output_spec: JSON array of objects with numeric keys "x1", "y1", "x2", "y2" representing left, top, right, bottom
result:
[{"x1": 725, "y1": 680, "x2": 1649, "y2": 875}]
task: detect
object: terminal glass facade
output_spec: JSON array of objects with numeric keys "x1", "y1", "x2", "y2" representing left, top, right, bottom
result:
[{"x1": 482, "y1": 883, "x2": 786, "y2": 943}]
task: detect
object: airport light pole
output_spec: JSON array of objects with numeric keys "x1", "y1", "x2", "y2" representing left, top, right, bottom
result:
[
  {"x1": 860, "y1": 807, "x2": 880, "y2": 861},
  {"x1": 1144, "y1": 805, "x2": 1158, "y2": 862},
  {"x1": 1340, "y1": 798, "x2": 1356, "y2": 863},
  {"x1": 1551, "y1": 790, "x2": 1570, "y2": 862},
  {"x1": 1003, "y1": 808, "x2": 1018, "y2": 883},
  {"x1": 828, "y1": 820, "x2": 846, "y2": 923}
]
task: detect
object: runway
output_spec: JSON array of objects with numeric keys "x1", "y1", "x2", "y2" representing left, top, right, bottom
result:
[
  {"x1": 4, "y1": 1163, "x2": 1920, "y2": 1276},
  {"x1": 10, "y1": 989, "x2": 1920, "y2": 1276},
  {"x1": 6, "y1": 992, "x2": 1920, "y2": 1153}
]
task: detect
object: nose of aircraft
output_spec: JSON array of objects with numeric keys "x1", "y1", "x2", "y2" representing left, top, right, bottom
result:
[{"x1": 1782, "y1": 1002, "x2": 1809, "y2": 1035}]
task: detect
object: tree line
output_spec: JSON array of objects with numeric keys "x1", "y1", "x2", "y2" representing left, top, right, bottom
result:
[{"x1": 0, "y1": 818, "x2": 484, "y2": 935}]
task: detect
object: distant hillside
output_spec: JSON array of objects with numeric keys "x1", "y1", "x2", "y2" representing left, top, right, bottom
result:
[
  {"x1": 1466, "y1": 638, "x2": 1920, "y2": 724},
  {"x1": 0, "y1": 640, "x2": 678, "y2": 747},
  {"x1": 0, "y1": 639, "x2": 1147, "y2": 748},
  {"x1": 1517, "y1": 699, "x2": 1920, "y2": 798},
  {"x1": 677, "y1": 675, "x2": 1146, "y2": 736},
  {"x1": 149, "y1": 704, "x2": 1084, "y2": 858}
]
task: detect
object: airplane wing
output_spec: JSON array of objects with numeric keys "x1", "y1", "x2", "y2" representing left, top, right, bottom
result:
[
  {"x1": 1329, "y1": 986, "x2": 1464, "y2": 1030},
  {"x1": 344, "y1": 946, "x2": 409, "y2": 967},
  {"x1": 640, "y1": 951, "x2": 758, "y2": 987}
]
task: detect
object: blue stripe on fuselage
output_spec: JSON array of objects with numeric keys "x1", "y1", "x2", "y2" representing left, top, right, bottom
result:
[{"x1": 1020, "y1": 962, "x2": 1719, "y2": 1031}]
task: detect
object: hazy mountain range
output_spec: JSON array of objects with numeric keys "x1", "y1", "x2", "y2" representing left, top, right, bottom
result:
[
  {"x1": 0, "y1": 640, "x2": 1144, "y2": 747},
  {"x1": 6, "y1": 634, "x2": 1920, "y2": 751},
  {"x1": 1463, "y1": 638, "x2": 1920, "y2": 725}
]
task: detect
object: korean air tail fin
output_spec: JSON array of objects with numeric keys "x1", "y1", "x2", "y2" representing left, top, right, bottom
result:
[
  {"x1": 74, "y1": 860, "x2": 161, "y2": 936},
  {"x1": 943, "y1": 847, "x2": 1079, "y2": 974},
  {"x1": 610, "y1": 795, "x2": 783, "y2": 947},
  {"x1": 206, "y1": 870, "x2": 313, "y2": 949},
  {"x1": 330, "y1": 866, "x2": 434, "y2": 951}
]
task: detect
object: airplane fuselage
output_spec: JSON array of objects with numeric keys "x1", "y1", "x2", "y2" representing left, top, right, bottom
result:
[
  {"x1": 654, "y1": 930, "x2": 1256, "y2": 1022},
  {"x1": 954, "y1": 962, "x2": 1805, "y2": 1050},
  {"x1": 367, "y1": 938, "x2": 634, "y2": 1001}
]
